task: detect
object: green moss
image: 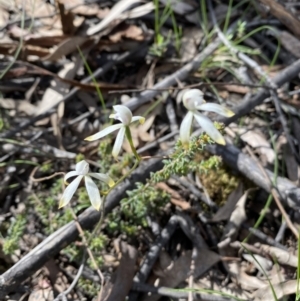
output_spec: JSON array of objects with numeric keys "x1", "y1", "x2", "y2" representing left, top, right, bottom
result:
[{"x1": 198, "y1": 163, "x2": 239, "y2": 205}]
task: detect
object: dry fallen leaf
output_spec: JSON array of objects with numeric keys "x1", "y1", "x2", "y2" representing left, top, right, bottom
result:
[
  {"x1": 254, "y1": 280, "x2": 297, "y2": 301},
  {"x1": 259, "y1": 244, "x2": 298, "y2": 267},
  {"x1": 15, "y1": 0, "x2": 59, "y2": 28},
  {"x1": 282, "y1": 142, "x2": 299, "y2": 182},
  {"x1": 109, "y1": 24, "x2": 144, "y2": 42},
  {"x1": 0, "y1": 98, "x2": 36, "y2": 116},
  {"x1": 28, "y1": 288, "x2": 54, "y2": 301},
  {"x1": 239, "y1": 128, "x2": 276, "y2": 165},
  {"x1": 41, "y1": 36, "x2": 89, "y2": 61},
  {"x1": 101, "y1": 240, "x2": 137, "y2": 301},
  {"x1": 180, "y1": 27, "x2": 203, "y2": 62},
  {"x1": 212, "y1": 182, "x2": 244, "y2": 222},
  {"x1": 219, "y1": 188, "x2": 254, "y2": 248},
  {"x1": 35, "y1": 57, "x2": 83, "y2": 127},
  {"x1": 0, "y1": 6, "x2": 9, "y2": 27},
  {"x1": 59, "y1": 0, "x2": 100, "y2": 16}
]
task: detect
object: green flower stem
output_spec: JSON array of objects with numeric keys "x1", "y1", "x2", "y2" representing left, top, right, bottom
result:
[
  {"x1": 89, "y1": 157, "x2": 141, "y2": 242},
  {"x1": 88, "y1": 194, "x2": 106, "y2": 246},
  {"x1": 125, "y1": 126, "x2": 140, "y2": 161}
]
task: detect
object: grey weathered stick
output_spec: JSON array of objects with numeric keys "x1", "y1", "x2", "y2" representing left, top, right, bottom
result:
[
  {"x1": 125, "y1": 37, "x2": 222, "y2": 111},
  {"x1": 0, "y1": 158, "x2": 163, "y2": 297},
  {"x1": 218, "y1": 61, "x2": 300, "y2": 126}
]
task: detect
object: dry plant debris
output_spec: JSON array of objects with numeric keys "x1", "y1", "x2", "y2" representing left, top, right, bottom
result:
[{"x1": 1, "y1": 0, "x2": 300, "y2": 300}]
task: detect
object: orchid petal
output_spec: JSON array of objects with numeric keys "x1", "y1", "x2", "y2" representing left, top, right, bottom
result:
[
  {"x1": 89, "y1": 173, "x2": 115, "y2": 187},
  {"x1": 85, "y1": 175, "x2": 102, "y2": 211},
  {"x1": 75, "y1": 160, "x2": 89, "y2": 175},
  {"x1": 64, "y1": 171, "x2": 80, "y2": 184},
  {"x1": 194, "y1": 112, "x2": 226, "y2": 145},
  {"x1": 197, "y1": 103, "x2": 234, "y2": 117},
  {"x1": 59, "y1": 175, "x2": 83, "y2": 208},
  {"x1": 112, "y1": 126, "x2": 126, "y2": 158},
  {"x1": 180, "y1": 111, "x2": 194, "y2": 146},
  {"x1": 131, "y1": 116, "x2": 145, "y2": 124},
  {"x1": 183, "y1": 89, "x2": 205, "y2": 110},
  {"x1": 84, "y1": 124, "x2": 123, "y2": 141},
  {"x1": 112, "y1": 105, "x2": 132, "y2": 125}
]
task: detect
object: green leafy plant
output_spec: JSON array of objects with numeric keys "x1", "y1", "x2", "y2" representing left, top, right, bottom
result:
[
  {"x1": 150, "y1": 0, "x2": 182, "y2": 57},
  {"x1": 107, "y1": 184, "x2": 170, "y2": 236},
  {"x1": 2, "y1": 214, "x2": 27, "y2": 255},
  {"x1": 78, "y1": 278, "x2": 101, "y2": 297}
]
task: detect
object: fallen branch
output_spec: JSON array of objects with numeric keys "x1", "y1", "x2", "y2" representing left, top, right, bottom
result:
[
  {"x1": 218, "y1": 57, "x2": 300, "y2": 126},
  {"x1": 0, "y1": 158, "x2": 163, "y2": 297},
  {"x1": 126, "y1": 37, "x2": 222, "y2": 110}
]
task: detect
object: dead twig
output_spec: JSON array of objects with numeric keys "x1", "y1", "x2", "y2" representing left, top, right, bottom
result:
[
  {"x1": 125, "y1": 37, "x2": 223, "y2": 111},
  {"x1": 53, "y1": 252, "x2": 86, "y2": 301},
  {"x1": 129, "y1": 213, "x2": 207, "y2": 301},
  {"x1": 207, "y1": 0, "x2": 300, "y2": 164},
  {"x1": 0, "y1": 159, "x2": 164, "y2": 297},
  {"x1": 30, "y1": 164, "x2": 65, "y2": 182},
  {"x1": 245, "y1": 146, "x2": 298, "y2": 238},
  {"x1": 1, "y1": 43, "x2": 150, "y2": 139}
]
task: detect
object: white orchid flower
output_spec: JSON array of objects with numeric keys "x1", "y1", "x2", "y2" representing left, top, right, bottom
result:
[
  {"x1": 59, "y1": 160, "x2": 115, "y2": 211},
  {"x1": 85, "y1": 105, "x2": 145, "y2": 158},
  {"x1": 180, "y1": 89, "x2": 234, "y2": 146}
]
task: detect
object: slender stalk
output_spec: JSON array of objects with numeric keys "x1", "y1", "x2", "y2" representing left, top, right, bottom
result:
[{"x1": 125, "y1": 126, "x2": 141, "y2": 161}]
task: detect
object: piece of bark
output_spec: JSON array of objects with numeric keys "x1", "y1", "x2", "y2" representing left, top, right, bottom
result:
[
  {"x1": 101, "y1": 241, "x2": 137, "y2": 301},
  {"x1": 0, "y1": 158, "x2": 163, "y2": 297},
  {"x1": 57, "y1": 0, "x2": 75, "y2": 35}
]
